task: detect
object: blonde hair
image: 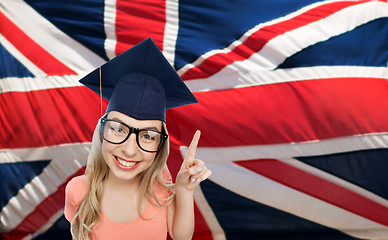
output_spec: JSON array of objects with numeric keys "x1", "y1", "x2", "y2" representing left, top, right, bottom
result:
[{"x1": 70, "y1": 116, "x2": 174, "y2": 240}]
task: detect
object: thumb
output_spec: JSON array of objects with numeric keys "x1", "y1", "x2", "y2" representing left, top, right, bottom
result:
[{"x1": 177, "y1": 168, "x2": 191, "y2": 181}]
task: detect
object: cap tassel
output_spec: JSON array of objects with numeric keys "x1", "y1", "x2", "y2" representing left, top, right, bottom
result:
[{"x1": 99, "y1": 66, "x2": 103, "y2": 117}]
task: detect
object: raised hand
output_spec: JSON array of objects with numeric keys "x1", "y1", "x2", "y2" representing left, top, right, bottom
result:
[{"x1": 175, "y1": 130, "x2": 212, "y2": 191}]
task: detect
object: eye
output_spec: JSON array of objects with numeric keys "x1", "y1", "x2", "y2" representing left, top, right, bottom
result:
[
  {"x1": 139, "y1": 130, "x2": 158, "y2": 142},
  {"x1": 142, "y1": 133, "x2": 154, "y2": 140},
  {"x1": 107, "y1": 121, "x2": 126, "y2": 135},
  {"x1": 114, "y1": 126, "x2": 124, "y2": 133}
]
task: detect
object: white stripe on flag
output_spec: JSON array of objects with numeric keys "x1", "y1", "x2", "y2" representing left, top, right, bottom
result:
[
  {"x1": 103, "y1": 0, "x2": 118, "y2": 60},
  {"x1": 204, "y1": 162, "x2": 388, "y2": 239},
  {"x1": 177, "y1": 0, "x2": 388, "y2": 76},
  {"x1": 283, "y1": 158, "x2": 388, "y2": 208},
  {"x1": 181, "y1": 133, "x2": 388, "y2": 164},
  {"x1": 249, "y1": 1, "x2": 388, "y2": 70},
  {"x1": 0, "y1": 34, "x2": 46, "y2": 77},
  {"x1": 163, "y1": 0, "x2": 180, "y2": 65},
  {"x1": 1, "y1": 0, "x2": 105, "y2": 74},
  {"x1": 175, "y1": 0, "x2": 342, "y2": 76},
  {"x1": 0, "y1": 75, "x2": 85, "y2": 93},
  {"x1": 1, "y1": 65, "x2": 386, "y2": 93},
  {"x1": 0, "y1": 143, "x2": 90, "y2": 231},
  {"x1": 180, "y1": 133, "x2": 388, "y2": 238},
  {"x1": 184, "y1": 66, "x2": 388, "y2": 92}
]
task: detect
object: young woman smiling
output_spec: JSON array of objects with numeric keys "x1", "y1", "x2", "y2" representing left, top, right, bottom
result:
[{"x1": 64, "y1": 39, "x2": 211, "y2": 240}]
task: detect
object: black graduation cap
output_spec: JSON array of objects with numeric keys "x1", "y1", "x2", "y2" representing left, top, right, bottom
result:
[{"x1": 79, "y1": 38, "x2": 197, "y2": 122}]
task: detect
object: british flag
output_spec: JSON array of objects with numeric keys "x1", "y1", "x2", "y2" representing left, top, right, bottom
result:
[{"x1": 1, "y1": 0, "x2": 388, "y2": 239}]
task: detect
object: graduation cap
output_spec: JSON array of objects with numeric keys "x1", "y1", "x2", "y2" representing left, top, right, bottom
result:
[{"x1": 79, "y1": 38, "x2": 197, "y2": 122}]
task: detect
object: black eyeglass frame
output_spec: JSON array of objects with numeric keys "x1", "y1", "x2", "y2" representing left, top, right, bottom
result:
[{"x1": 100, "y1": 117, "x2": 168, "y2": 153}]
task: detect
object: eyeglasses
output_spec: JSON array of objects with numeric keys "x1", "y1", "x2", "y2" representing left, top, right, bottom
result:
[{"x1": 100, "y1": 118, "x2": 168, "y2": 153}]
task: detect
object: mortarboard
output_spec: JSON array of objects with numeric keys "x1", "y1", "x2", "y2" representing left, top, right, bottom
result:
[{"x1": 79, "y1": 38, "x2": 197, "y2": 122}]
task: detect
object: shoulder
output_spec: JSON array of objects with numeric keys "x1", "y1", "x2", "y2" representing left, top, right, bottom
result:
[
  {"x1": 64, "y1": 175, "x2": 89, "y2": 222},
  {"x1": 151, "y1": 166, "x2": 174, "y2": 202},
  {"x1": 65, "y1": 175, "x2": 89, "y2": 205},
  {"x1": 162, "y1": 166, "x2": 173, "y2": 185},
  {"x1": 155, "y1": 166, "x2": 173, "y2": 190}
]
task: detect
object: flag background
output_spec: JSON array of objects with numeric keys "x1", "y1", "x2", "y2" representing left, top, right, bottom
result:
[{"x1": 1, "y1": 0, "x2": 388, "y2": 239}]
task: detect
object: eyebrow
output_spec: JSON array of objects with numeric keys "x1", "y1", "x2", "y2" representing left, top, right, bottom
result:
[{"x1": 110, "y1": 117, "x2": 161, "y2": 131}]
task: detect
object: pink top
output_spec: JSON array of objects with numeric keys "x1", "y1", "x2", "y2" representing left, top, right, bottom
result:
[{"x1": 64, "y1": 170, "x2": 172, "y2": 240}]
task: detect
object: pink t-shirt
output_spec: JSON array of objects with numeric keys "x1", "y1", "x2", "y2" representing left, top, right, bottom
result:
[{"x1": 64, "y1": 169, "x2": 172, "y2": 240}]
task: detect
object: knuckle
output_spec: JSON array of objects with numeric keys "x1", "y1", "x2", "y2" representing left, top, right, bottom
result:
[{"x1": 195, "y1": 159, "x2": 204, "y2": 166}]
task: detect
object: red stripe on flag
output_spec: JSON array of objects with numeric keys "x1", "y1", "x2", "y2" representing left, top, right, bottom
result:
[
  {"x1": 180, "y1": 0, "x2": 371, "y2": 80},
  {"x1": 235, "y1": 159, "x2": 388, "y2": 226},
  {"x1": 0, "y1": 87, "x2": 106, "y2": 149},
  {"x1": 0, "y1": 12, "x2": 76, "y2": 76},
  {"x1": 2, "y1": 78, "x2": 387, "y2": 149},
  {"x1": 115, "y1": 0, "x2": 167, "y2": 55},
  {"x1": 2, "y1": 167, "x2": 86, "y2": 240},
  {"x1": 167, "y1": 77, "x2": 388, "y2": 147}
]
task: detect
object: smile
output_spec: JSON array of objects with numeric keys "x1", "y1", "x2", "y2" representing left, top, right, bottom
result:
[
  {"x1": 114, "y1": 156, "x2": 140, "y2": 169},
  {"x1": 117, "y1": 158, "x2": 137, "y2": 167}
]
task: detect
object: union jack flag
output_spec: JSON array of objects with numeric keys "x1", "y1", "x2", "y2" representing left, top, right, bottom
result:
[{"x1": 1, "y1": 0, "x2": 388, "y2": 239}]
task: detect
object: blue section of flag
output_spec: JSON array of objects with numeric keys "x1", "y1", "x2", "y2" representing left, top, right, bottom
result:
[
  {"x1": 0, "y1": 44, "x2": 34, "y2": 78},
  {"x1": 279, "y1": 18, "x2": 388, "y2": 68},
  {"x1": 24, "y1": 0, "x2": 108, "y2": 61},
  {"x1": 201, "y1": 180, "x2": 359, "y2": 240},
  {"x1": 175, "y1": 0, "x2": 318, "y2": 69},
  {"x1": 296, "y1": 148, "x2": 388, "y2": 199},
  {"x1": 0, "y1": 160, "x2": 50, "y2": 210}
]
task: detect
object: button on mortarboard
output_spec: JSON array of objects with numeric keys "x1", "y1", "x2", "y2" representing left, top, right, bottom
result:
[{"x1": 79, "y1": 38, "x2": 197, "y2": 122}]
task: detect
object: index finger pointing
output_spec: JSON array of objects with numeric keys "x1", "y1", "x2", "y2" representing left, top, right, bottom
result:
[{"x1": 186, "y1": 130, "x2": 201, "y2": 161}]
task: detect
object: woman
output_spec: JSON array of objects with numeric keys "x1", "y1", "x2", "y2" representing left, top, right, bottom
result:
[{"x1": 65, "y1": 38, "x2": 211, "y2": 240}]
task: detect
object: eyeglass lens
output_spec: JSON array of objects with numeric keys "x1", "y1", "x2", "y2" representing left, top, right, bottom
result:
[{"x1": 102, "y1": 120, "x2": 163, "y2": 152}]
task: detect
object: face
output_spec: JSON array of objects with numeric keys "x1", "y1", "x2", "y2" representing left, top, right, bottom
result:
[{"x1": 101, "y1": 111, "x2": 163, "y2": 182}]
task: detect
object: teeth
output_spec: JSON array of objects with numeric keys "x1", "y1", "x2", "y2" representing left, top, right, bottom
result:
[{"x1": 117, "y1": 158, "x2": 137, "y2": 167}]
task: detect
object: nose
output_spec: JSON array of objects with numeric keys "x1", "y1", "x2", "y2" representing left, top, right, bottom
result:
[{"x1": 120, "y1": 133, "x2": 138, "y2": 157}]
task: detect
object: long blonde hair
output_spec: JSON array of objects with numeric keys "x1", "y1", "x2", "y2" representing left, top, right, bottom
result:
[{"x1": 70, "y1": 116, "x2": 174, "y2": 240}]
